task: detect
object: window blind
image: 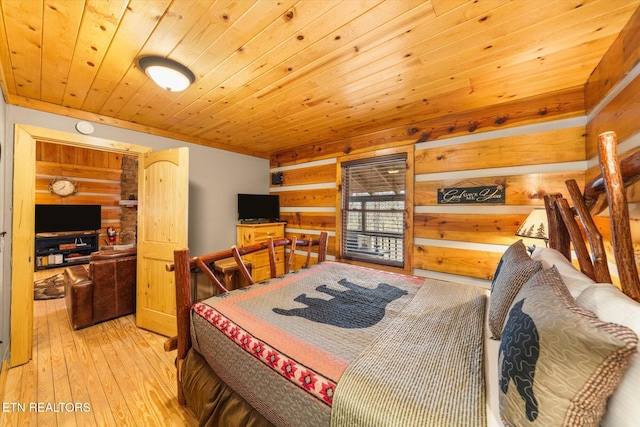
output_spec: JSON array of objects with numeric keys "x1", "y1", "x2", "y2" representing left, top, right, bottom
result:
[{"x1": 341, "y1": 153, "x2": 407, "y2": 267}]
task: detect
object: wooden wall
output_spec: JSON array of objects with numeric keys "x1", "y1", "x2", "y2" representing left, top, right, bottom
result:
[
  {"x1": 271, "y1": 89, "x2": 587, "y2": 283},
  {"x1": 35, "y1": 141, "x2": 123, "y2": 245}
]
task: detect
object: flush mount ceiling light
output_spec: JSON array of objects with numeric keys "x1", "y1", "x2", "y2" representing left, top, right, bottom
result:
[{"x1": 138, "y1": 56, "x2": 195, "y2": 92}]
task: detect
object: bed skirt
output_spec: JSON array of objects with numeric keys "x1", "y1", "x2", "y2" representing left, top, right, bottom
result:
[{"x1": 182, "y1": 348, "x2": 274, "y2": 427}]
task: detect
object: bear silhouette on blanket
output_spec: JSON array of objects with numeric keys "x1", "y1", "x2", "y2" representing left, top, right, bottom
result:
[
  {"x1": 272, "y1": 278, "x2": 408, "y2": 328},
  {"x1": 499, "y1": 298, "x2": 540, "y2": 421}
]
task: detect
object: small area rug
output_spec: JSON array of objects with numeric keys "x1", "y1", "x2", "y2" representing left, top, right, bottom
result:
[{"x1": 34, "y1": 272, "x2": 66, "y2": 300}]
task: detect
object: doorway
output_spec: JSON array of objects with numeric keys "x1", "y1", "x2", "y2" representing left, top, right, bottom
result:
[{"x1": 10, "y1": 124, "x2": 152, "y2": 366}]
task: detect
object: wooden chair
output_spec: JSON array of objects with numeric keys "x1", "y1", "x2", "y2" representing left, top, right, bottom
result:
[
  {"x1": 262, "y1": 231, "x2": 329, "y2": 279},
  {"x1": 285, "y1": 232, "x2": 329, "y2": 274}
]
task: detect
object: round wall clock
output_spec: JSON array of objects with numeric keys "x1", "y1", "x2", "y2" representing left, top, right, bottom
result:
[{"x1": 49, "y1": 178, "x2": 78, "y2": 197}]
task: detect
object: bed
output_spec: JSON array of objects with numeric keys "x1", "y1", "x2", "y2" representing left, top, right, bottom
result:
[{"x1": 168, "y1": 131, "x2": 640, "y2": 426}]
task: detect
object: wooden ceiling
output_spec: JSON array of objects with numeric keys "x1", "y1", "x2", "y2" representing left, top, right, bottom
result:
[{"x1": 0, "y1": 0, "x2": 638, "y2": 158}]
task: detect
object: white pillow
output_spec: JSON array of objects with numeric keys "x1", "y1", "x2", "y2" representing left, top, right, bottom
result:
[
  {"x1": 530, "y1": 246, "x2": 594, "y2": 298},
  {"x1": 576, "y1": 283, "x2": 640, "y2": 427}
]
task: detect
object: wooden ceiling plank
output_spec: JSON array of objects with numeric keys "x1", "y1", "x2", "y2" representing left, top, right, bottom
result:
[
  {"x1": 463, "y1": 0, "x2": 639, "y2": 72},
  {"x1": 61, "y1": 0, "x2": 129, "y2": 109},
  {"x1": 184, "y1": 0, "x2": 524, "y2": 138},
  {"x1": 149, "y1": 0, "x2": 386, "y2": 131},
  {"x1": 41, "y1": 0, "x2": 83, "y2": 104},
  {"x1": 316, "y1": 3, "x2": 630, "y2": 123},
  {"x1": 179, "y1": 0, "x2": 428, "y2": 135},
  {"x1": 0, "y1": 0, "x2": 638, "y2": 156},
  {"x1": 250, "y1": 0, "x2": 620, "y2": 138},
  {"x1": 263, "y1": 37, "x2": 614, "y2": 137},
  {"x1": 139, "y1": 0, "x2": 340, "y2": 130},
  {"x1": 469, "y1": 39, "x2": 617, "y2": 95},
  {"x1": 218, "y1": 0, "x2": 571, "y2": 131},
  {"x1": 252, "y1": 78, "x2": 578, "y2": 152},
  {"x1": 242, "y1": 0, "x2": 512, "y2": 107},
  {"x1": 430, "y1": 0, "x2": 467, "y2": 17},
  {"x1": 115, "y1": 0, "x2": 297, "y2": 123},
  {"x1": 80, "y1": 0, "x2": 172, "y2": 113},
  {"x1": 2, "y1": 0, "x2": 43, "y2": 99},
  {"x1": 177, "y1": 0, "x2": 439, "y2": 138},
  {"x1": 198, "y1": 0, "x2": 631, "y2": 145},
  {"x1": 0, "y1": 1, "x2": 17, "y2": 95},
  {"x1": 111, "y1": 0, "x2": 260, "y2": 121},
  {"x1": 97, "y1": 0, "x2": 215, "y2": 118}
]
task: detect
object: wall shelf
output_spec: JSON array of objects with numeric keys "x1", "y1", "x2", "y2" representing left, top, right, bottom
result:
[{"x1": 119, "y1": 200, "x2": 138, "y2": 207}]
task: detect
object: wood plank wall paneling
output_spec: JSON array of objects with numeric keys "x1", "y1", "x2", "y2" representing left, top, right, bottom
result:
[
  {"x1": 35, "y1": 141, "x2": 124, "y2": 242},
  {"x1": 270, "y1": 163, "x2": 336, "y2": 188},
  {"x1": 278, "y1": 188, "x2": 335, "y2": 207},
  {"x1": 413, "y1": 125, "x2": 585, "y2": 279},
  {"x1": 414, "y1": 213, "x2": 527, "y2": 245},
  {"x1": 584, "y1": 6, "x2": 640, "y2": 114},
  {"x1": 415, "y1": 172, "x2": 585, "y2": 207},
  {"x1": 273, "y1": 161, "x2": 338, "y2": 258},
  {"x1": 414, "y1": 127, "x2": 586, "y2": 174},
  {"x1": 273, "y1": 120, "x2": 587, "y2": 281},
  {"x1": 279, "y1": 211, "x2": 336, "y2": 231},
  {"x1": 585, "y1": 71, "x2": 640, "y2": 159},
  {"x1": 413, "y1": 245, "x2": 502, "y2": 280}
]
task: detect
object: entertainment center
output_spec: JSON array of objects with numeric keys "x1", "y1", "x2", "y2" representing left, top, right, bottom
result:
[
  {"x1": 34, "y1": 204, "x2": 102, "y2": 271},
  {"x1": 35, "y1": 232, "x2": 99, "y2": 271}
]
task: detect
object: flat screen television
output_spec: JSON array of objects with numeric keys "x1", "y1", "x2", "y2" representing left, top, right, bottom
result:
[
  {"x1": 237, "y1": 194, "x2": 280, "y2": 222},
  {"x1": 35, "y1": 204, "x2": 102, "y2": 233}
]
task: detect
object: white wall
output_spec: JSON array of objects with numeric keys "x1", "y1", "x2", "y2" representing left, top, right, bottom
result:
[{"x1": 1, "y1": 105, "x2": 269, "y2": 362}]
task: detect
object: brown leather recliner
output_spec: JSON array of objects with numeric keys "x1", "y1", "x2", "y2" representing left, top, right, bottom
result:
[{"x1": 63, "y1": 247, "x2": 137, "y2": 330}]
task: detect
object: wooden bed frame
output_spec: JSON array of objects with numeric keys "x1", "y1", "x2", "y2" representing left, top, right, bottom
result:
[
  {"x1": 166, "y1": 231, "x2": 328, "y2": 404},
  {"x1": 166, "y1": 130, "x2": 640, "y2": 418},
  {"x1": 544, "y1": 131, "x2": 640, "y2": 302}
]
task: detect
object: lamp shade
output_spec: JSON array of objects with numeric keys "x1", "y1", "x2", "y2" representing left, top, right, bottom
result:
[
  {"x1": 138, "y1": 56, "x2": 195, "y2": 92},
  {"x1": 515, "y1": 208, "x2": 549, "y2": 241}
]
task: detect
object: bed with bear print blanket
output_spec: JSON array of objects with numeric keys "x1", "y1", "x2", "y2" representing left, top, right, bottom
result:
[
  {"x1": 182, "y1": 247, "x2": 640, "y2": 427},
  {"x1": 189, "y1": 261, "x2": 488, "y2": 426}
]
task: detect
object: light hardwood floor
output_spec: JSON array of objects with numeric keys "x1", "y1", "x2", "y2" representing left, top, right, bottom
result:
[{"x1": 1, "y1": 268, "x2": 198, "y2": 426}]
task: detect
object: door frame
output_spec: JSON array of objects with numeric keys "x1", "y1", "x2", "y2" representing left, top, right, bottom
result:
[{"x1": 10, "y1": 124, "x2": 151, "y2": 366}]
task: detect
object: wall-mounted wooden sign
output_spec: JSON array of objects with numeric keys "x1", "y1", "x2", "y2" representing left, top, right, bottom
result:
[{"x1": 438, "y1": 182, "x2": 505, "y2": 204}]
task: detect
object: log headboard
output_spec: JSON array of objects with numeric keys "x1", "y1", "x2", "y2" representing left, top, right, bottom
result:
[{"x1": 544, "y1": 131, "x2": 640, "y2": 302}]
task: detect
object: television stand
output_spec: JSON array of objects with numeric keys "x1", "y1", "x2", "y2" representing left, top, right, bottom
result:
[{"x1": 34, "y1": 231, "x2": 99, "y2": 271}]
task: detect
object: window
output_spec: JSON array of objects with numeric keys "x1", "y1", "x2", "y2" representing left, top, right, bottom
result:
[{"x1": 340, "y1": 153, "x2": 407, "y2": 268}]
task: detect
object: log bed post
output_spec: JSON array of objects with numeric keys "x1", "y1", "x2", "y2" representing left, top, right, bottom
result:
[
  {"x1": 173, "y1": 248, "x2": 192, "y2": 405},
  {"x1": 565, "y1": 179, "x2": 612, "y2": 283},
  {"x1": 598, "y1": 131, "x2": 640, "y2": 302},
  {"x1": 555, "y1": 197, "x2": 596, "y2": 280},
  {"x1": 544, "y1": 193, "x2": 571, "y2": 260},
  {"x1": 318, "y1": 231, "x2": 328, "y2": 263}
]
